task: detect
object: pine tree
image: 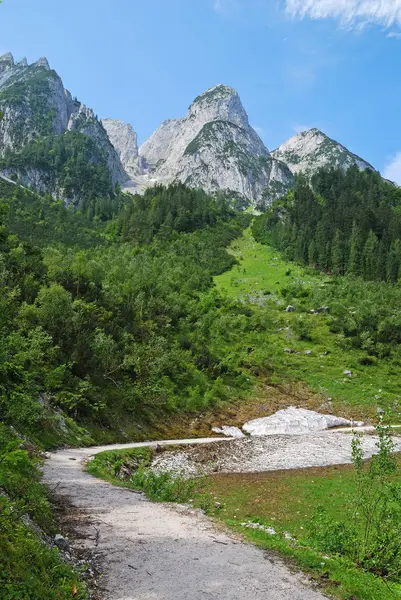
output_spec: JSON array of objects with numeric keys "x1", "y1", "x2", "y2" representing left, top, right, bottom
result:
[
  {"x1": 362, "y1": 230, "x2": 378, "y2": 280},
  {"x1": 308, "y1": 239, "x2": 318, "y2": 266},
  {"x1": 347, "y1": 221, "x2": 363, "y2": 276},
  {"x1": 332, "y1": 229, "x2": 345, "y2": 275}
]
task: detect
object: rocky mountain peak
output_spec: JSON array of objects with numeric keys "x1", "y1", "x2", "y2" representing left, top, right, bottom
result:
[
  {"x1": 129, "y1": 84, "x2": 291, "y2": 207},
  {"x1": 190, "y1": 84, "x2": 237, "y2": 107},
  {"x1": 272, "y1": 128, "x2": 375, "y2": 177},
  {"x1": 0, "y1": 52, "x2": 15, "y2": 67},
  {"x1": 34, "y1": 57, "x2": 50, "y2": 70},
  {"x1": 187, "y1": 84, "x2": 253, "y2": 134}
]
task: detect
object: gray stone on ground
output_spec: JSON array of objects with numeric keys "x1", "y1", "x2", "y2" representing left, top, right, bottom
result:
[
  {"x1": 54, "y1": 534, "x2": 70, "y2": 552},
  {"x1": 212, "y1": 426, "x2": 244, "y2": 438}
]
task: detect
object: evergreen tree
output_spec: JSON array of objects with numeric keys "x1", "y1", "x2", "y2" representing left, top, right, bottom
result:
[
  {"x1": 362, "y1": 230, "x2": 378, "y2": 280},
  {"x1": 332, "y1": 229, "x2": 345, "y2": 275},
  {"x1": 308, "y1": 239, "x2": 318, "y2": 267},
  {"x1": 347, "y1": 221, "x2": 363, "y2": 276}
]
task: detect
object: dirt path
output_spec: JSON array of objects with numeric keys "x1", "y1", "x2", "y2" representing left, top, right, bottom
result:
[{"x1": 43, "y1": 438, "x2": 327, "y2": 600}]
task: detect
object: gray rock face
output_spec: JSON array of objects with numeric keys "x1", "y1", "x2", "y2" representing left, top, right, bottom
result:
[
  {"x1": 102, "y1": 118, "x2": 142, "y2": 178},
  {"x1": 0, "y1": 53, "x2": 379, "y2": 208},
  {"x1": 272, "y1": 128, "x2": 375, "y2": 178},
  {"x1": 67, "y1": 107, "x2": 127, "y2": 184},
  {"x1": 132, "y1": 84, "x2": 293, "y2": 207},
  {"x1": 0, "y1": 53, "x2": 127, "y2": 189},
  {"x1": 139, "y1": 118, "x2": 183, "y2": 171}
]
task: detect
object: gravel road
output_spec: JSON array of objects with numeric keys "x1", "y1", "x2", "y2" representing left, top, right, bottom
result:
[{"x1": 43, "y1": 438, "x2": 327, "y2": 600}]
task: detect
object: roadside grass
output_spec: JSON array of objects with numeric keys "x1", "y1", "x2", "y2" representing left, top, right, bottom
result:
[
  {"x1": 0, "y1": 513, "x2": 88, "y2": 600},
  {"x1": 89, "y1": 446, "x2": 401, "y2": 600},
  {"x1": 87, "y1": 447, "x2": 205, "y2": 504},
  {"x1": 0, "y1": 424, "x2": 87, "y2": 600},
  {"x1": 214, "y1": 229, "x2": 401, "y2": 420},
  {"x1": 87, "y1": 447, "x2": 153, "y2": 486},
  {"x1": 205, "y1": 460, "x2": 401, "y2": 600}
]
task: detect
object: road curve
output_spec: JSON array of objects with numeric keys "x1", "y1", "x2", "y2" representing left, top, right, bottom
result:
[{"x1": 43, "y1": 438, "x2": 326, "y2": 600}]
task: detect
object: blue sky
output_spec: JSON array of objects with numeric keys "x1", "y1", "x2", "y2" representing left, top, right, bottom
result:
[{"x1": 1, "y1": 0, "x2": 401, "y2": 181}]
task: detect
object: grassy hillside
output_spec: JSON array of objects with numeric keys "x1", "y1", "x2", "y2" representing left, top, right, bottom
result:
[{"x1": 214, "y1": 228, "x2": 401, "y2": 421}]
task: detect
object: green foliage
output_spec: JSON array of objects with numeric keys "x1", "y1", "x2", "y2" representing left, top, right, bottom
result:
[
  {"x1": 310, "y1": 275, "x2": 401, "y2": 357},
  {"x1": 131, "y1": 469, "x2": 196, "y2": 503},
  {"x1": 308, "y1": 420, "x2": 401, "y2": 581},
  {"x1": 119, "y1": 183, "x2": 235, "y2": 244},
  {"x1": 87, "y1": 447, "x2": 153, "y2": 482},
  {"x1": 254, "y1": 167, "x2": 401, "y2": 283},
  {"x1": 0, "y1": 67, "x2": 60, "y2": 142},
  {"x1": 0, "y1": 424, "x2": 87, "y2": 600},
  {"x1": 0, "y1": 132, "x2": 118, "y2": 209},
  {"x1": 0, "y1": 179, "x2": 111, "y2": 247},
  {"x1": 0, "y1": 182, "x2": 251, "y2": 445},
  {"x1": 88, "y1": 447, "x2": 201, "y2": 504}
]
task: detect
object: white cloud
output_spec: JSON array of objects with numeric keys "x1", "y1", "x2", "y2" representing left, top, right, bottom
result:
[
  {"x1": 387, "y1": 31, "x2": 401, "y2": 38},
  {"x1": 285, "y1": 0, "x2": 401, "y2": 29},
  {"x1": 384, "y1": 152, "x2": 401, "y2": 184}
]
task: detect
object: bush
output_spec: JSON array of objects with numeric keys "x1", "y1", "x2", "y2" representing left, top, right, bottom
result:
[
  {"x1": 131, "y1": 469, "x2": 196, "y2": 503},
  {"x1": 308, "y1": 419, "x2": 401, "y2": 580}
]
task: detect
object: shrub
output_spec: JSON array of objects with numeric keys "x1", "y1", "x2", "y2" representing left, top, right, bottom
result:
[
  {"x1": 131, "y1": 469, "x2": 196, "y2": 503},
  {"x1": 308, "y1": 419, "x2": 401, "y2": 580}
]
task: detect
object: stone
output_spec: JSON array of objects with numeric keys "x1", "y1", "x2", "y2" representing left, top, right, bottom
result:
[
  {"x1": 305, "y1": 350, "x2": 312, "y2": 356},
  {"x1": 212, "y1": 426, "x2": 245, "y2": 438},
  {"x1": 54, "y1": 534, "x2": 70, "y2": 553},
  {"x1": 241, "y1": 522, "x2": 277, "y2": 535},
  {"x1": 343, "y1": 370, "x2": 353, "y2": 377},
  {"x1": 283, "y1": 348, "x2": 293, "y2": 354},
  {"x1": 242, "y1": 407, "x2": 364, "y2": 436},
  {"x1": 285, "y1": 305, "x2": 296, "y2": 313}
]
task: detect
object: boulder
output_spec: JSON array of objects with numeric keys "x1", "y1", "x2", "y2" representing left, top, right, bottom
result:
[
  {"x1": 54, "y1": 534, "x2": 70, "y2": 553},
  {"x1": 285, "y1": 305, "x2": 296, "y2": 313},
  {"x1": 212, "y1": 426, "x2": 245, "y2": 438}
]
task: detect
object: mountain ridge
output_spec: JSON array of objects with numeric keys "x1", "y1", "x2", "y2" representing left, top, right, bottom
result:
[{"x1": 0, "y1": 53, "x2": 379, "y2": 208}]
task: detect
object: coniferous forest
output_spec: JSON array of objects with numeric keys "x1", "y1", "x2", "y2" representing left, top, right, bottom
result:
[{"x1": 253, "y1": 167, "x2": 401, "y2": 282}]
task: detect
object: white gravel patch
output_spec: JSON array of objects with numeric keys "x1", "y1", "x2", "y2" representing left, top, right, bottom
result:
[{"x1": 150, "y1": 432, "x2": 401, "y2": 477}]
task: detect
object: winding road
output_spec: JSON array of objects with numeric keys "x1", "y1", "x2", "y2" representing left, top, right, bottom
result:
[{"x1": 43, "y1": 437, "x2": 327, "y2": 600}]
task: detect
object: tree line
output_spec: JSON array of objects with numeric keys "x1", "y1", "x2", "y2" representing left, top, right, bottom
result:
[{"x1": 253, "y1": 167, "x2": 401, "y2": 283}]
